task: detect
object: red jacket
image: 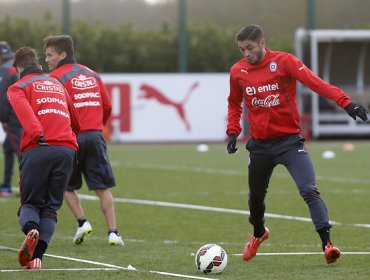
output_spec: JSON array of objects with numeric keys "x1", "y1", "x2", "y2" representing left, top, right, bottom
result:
[
  {"x1": 49, "y1": 63, "x2": 112, "y2": 132},
  {"x1": 227, "y1": 49, "x2": 352, "y2": 140},
  {"x1": 7, "y1": 67, "x2": 80, "y2": 152}
]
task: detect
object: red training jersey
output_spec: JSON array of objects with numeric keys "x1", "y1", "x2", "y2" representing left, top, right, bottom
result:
[
  {"x1": 227, "y1": 48, "x2": 352, "y2": 140},
  {"x1": 49, "y1": 63, "x2": 112, "y2": 132},
  {"x1": 7, "y1": 70, "x2": 80, "y2": 152}
]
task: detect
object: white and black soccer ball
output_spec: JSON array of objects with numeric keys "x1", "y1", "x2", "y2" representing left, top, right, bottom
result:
[{"x1": 195, "y1": 244, "x2": 228, "y2": 274}]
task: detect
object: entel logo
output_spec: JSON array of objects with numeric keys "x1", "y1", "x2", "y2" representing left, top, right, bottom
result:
[
  {"x1": 245, "y1": 82, "x2": 279, "y2": 96},
  {"x1": 71, "y1": 75, "x2": 97, "y2": 90}
]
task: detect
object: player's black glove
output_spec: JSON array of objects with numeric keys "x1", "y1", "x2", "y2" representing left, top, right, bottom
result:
[
  {"x1": 227, "y1": 134, "x2": 238, "y2": 154},
  {"x1": 344, "y1": 102, "x2": 368, "y2": 121},
  {"x1": 38, "y1": 134, "x2": 49, "y2": 146}
]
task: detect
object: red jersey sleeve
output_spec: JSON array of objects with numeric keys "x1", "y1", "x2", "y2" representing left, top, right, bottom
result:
[
  {"x1": 7, "y1": 86, "x2": 43, "y2": 142},
  {"x1": 227, "y1": 66, "x2": 244, "y2": 136},
  {"x1": 97, "y1": 78, "x2": 112, "y2": 125},
  {"x1": 286, "y1": 54, "x2": 352, "y2": 109}
]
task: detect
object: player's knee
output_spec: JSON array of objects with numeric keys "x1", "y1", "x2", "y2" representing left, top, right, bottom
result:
[{"x1": 299, "y1": 185, "x2": 320, "y2": 200}]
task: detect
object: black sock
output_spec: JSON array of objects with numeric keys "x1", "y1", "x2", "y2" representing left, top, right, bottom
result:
[
  {"x1": 253, "y1": 225, "x2": 265, "y2": 238},
  {"x1": 317, "y1": 227, "x2": 331, "y2": 251},
  {"x1": 32, "y1": 240, "x2": 48, "y2": 260},
  {"x1": 77, "y1": 217, "x2": 87, "y2": 227},
  {"x1": 108, "y1": 229, "x2": 118, "y2": 236},
  {"x1": 23, "y1": 221, "x2": 39, "y2": 235}
]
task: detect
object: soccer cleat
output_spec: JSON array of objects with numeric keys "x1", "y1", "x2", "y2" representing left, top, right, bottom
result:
[
  {"x1": 324, "y1": 241, "x2": 341, "y2": 264},
  {"x1": 24, "y1": 258, "x2": 42, "y2": 270},
  {"x1": 108, "y1": 232, "x2": 125, "y2": 246},
  {"x1": 242, "y1": 227, "x2": 269, "y2": 261},
  {"x1": 18, "y1": 229, "x2": 39, "y2": 266},
  {"x1": 73, "y1": 221, "x2": 92, "y2": 245}
]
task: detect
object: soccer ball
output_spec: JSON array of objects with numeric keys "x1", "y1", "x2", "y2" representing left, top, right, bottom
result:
[{"x1": 195, "y1": 244, "x2": 228, "y2": 274}]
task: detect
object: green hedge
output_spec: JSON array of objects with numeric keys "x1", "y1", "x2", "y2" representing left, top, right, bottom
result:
[{"x1": 0, "y1": 15, "x2": 293, "y2": 73}]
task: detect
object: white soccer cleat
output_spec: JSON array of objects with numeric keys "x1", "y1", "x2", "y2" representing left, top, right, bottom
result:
[
  {"x1": 108, "y1": 232, "x2": 125, "y2": 246},
  {"x1": 73, "y1": 221, "x2": 92, "y2": 245}
]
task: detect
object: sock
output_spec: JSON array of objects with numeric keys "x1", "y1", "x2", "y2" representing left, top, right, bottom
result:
[
  {"x1": 32, "y1": 240, "x2": 48, "y2": 260},
  {"x1": 253, "y1": 225, "x2": 265, "y2": 238},
  {"x1": 23, "y1": 221, "x2": 40, "y2": 235},
  {"x1": 108, "y1": 229, "x2": 118, "y2": 236},
  {"x1": 77, "y1": 217, "x2": 87, "y2": 227},
  {"x1": 317, "y1": 227, "x2": 331, "y2": 251}
]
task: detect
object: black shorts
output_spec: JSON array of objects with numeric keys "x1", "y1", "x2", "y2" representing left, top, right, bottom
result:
[
  {"x1": 20, "y1": 146, "x2": 76, "y2": 213},
  {"x1": 67, "y1": 130, "x2": 116, "y2": 191}
]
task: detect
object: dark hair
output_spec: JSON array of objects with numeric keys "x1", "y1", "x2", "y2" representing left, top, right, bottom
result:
[
  {"x1": 44, "y1": 35, "x2": 74, "y2": 56},
  {"x1": 13, "y1": 46, "x2": 39, "y2": 68},
  {"x1": 236, "y1": 24, "x2": 264, "y2": 42}
]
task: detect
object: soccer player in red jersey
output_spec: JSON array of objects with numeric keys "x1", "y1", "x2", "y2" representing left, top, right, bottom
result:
[
  {"x1": 226, "y1": 24, "x2": 368, "y2": 264},
  {"x1": 44, "y1": 35, "x2": 124, "y2": 246},
  {"x1": 8, "y1": 46, "x2": 80, "y2": 269},
  {"x1": 0, "y1": 41, "x2": 22, "y2": 197}
]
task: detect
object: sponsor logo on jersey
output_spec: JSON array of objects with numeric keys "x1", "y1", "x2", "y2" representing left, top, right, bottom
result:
[
  {"x1": 269, "y1": 62, "x2": 277, "y2": 72},
  {"x1": 71, "y1": 74, "x2": 97, "y2": 90},
  {"x1": 33, "y1": 80, "x2": 65, "y2": 94},
  {"x1": 240, "y1": 68, "x2": 248, "y2": 75},
  {"x1": 36, "y1": 97, "x2": 67, "y2": 108},
  {"x1": 251, "y1": 94, "x2": 280, "y2": 107},
  {"x1": 245, "y1": 82, "x2": 279, "y2": 96}
]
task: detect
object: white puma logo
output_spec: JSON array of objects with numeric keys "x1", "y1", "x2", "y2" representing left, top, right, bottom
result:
[
  {"x1": 241, "y1": 68, "x2": 248, "y2": 75},
  {"x1": 299, "y1": 66, "x2": 305, "y2": 71}
]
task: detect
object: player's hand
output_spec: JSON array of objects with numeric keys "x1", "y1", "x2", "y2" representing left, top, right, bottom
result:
[
  {"x1": 38, "y1": 134, "x2": 49, "y2": 146},
  {"x1": 345, "y1": 103, "x2": 368, "y2": 121},
  {"x1": 227, "y1": 134, "x2": 238, "y2": 154}
]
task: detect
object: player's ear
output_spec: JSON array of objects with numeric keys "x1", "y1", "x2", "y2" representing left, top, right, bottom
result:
[
  {"x1": 60, "y1": 51, "x2": 67, "y2": 60},
  {"x1": 260, "y1": 37, "x2": 266, "y2": 47}
]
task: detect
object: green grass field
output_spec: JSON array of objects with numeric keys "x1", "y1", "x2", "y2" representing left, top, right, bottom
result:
[{"x1": 1, "y1": 141, "x2": 369, "y2": 279}]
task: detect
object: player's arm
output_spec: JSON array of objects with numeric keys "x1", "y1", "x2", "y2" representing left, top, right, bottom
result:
[
  {"x1": 98, "y1": 78, "x2": 112, "y2": 125},
  {"x1": 7, "y1": 86, "x2": 43, "y2": 142},
  {"x1": 0, "y1": 89, "x2": 10, "y2": 123},
  {"x1": 288, "y1": 55, "x2": 367, "y2": 121},
  {"x1": 226, "y1": 69, "x2": 243, "y2": 153},
  {"x1": 0, "y1": 68, "x2": 17, "y2": 123}
]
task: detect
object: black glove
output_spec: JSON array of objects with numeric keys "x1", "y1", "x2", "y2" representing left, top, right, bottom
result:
[
  {"x1": 38, "y1": 134, "x2": 49, "y2": 146},
  {"x1": 345, "y1": 102, "x2": 368, "y2": 121},
  {"x1": 227, "y1": 134, "x2": 238, "y2": 154}
]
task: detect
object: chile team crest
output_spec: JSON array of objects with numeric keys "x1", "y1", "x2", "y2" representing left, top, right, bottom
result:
[{"x1": 269, "y1": 62, "x2": 277, "y2": 72}]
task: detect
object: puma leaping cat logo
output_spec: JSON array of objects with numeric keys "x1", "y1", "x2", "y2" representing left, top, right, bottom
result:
[{"x1": 139, "y1": 82, "x2": 199, "y2": 131}]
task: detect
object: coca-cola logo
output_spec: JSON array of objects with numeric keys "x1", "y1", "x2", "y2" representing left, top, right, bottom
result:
[
  {"x1": 33, "y1": 80, "x2": 64, "y2": 94},
  {"x1": 72, "y1": 75, "x2": 97, "y2": 89},
  {"x1": 251, "y1": 94, "x2": 280, "y2": 107}
]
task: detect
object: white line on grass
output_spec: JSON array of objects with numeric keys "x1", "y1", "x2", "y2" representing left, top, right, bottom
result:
[
  {"x1": 0, "y1": 268, "x2": 120, "y2": 272},
  {"x1": 0, "y1": 246, "x2": 218, "y2": 280},
  {"x1": 190, "y1": 252, "x2": 370, "y2": 256},
  {"x1": 79, "y1": 194, "x2": 370, "y2": 229},
  {"x1": 229, "y1": 252, "x2": 370, "y2": 256},
  {"x1": 123, "y1": 162, "x2": 370, "y2": 185},
  {"x1": 80, "y1": 194, "x2": 348, "y2": 226}
]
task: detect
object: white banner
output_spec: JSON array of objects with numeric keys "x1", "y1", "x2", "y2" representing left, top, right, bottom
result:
[
  {"x1": 101, "y1": 73, "x2": 230, "y2": 143},
  {"x1": 0, "y1": 74, "x2": 230, "y2": 144}
]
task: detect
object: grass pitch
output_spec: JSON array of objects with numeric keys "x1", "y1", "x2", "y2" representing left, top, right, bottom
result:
[{"x1": 0, "y1": 141, "x2": 369, "y2": 279}]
